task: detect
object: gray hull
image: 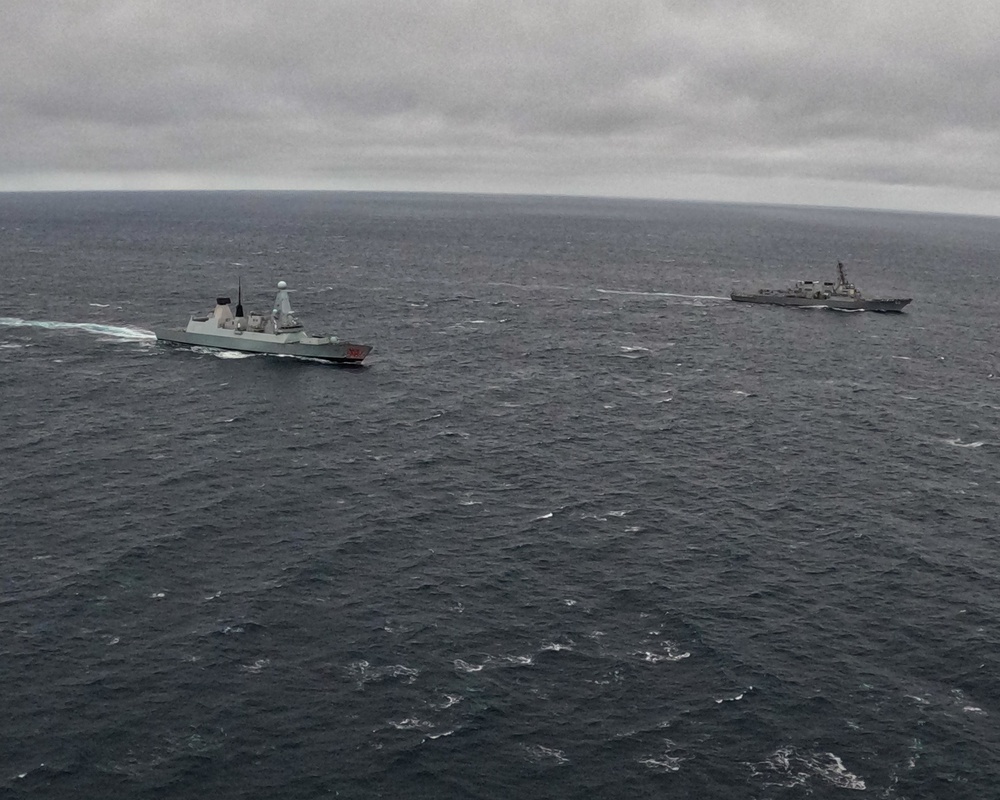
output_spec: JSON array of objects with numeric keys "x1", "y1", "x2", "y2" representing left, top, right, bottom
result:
[
  {"x1": 731, "y1": 293, "x2": 911, "y2": 312},
  {"x1": 156, "y1": 329, "x2": 371, "y2": 363}
]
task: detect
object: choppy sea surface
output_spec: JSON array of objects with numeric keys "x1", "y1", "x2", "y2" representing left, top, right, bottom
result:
[{"x1": 2, "y1": 192, "x2": 1000, "y2": 799}]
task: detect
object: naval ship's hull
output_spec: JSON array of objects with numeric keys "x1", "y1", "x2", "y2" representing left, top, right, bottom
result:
[
  {"x1": 156, "y1": 329, "x2": 372, "y2": 363},
  {"x1": 730, "y1": 293, "x2": 911, "y2": 312}
]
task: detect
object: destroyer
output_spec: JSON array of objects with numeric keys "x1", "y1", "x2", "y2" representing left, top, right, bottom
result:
[
  {"x1": 156, "y1": 280, "x2": 372, "y2": 363},
  {"x1": 731, "y1": 262, "x2": 911, "y2": 312}
]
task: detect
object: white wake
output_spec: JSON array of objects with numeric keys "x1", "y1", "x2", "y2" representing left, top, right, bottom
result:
[
  {"x1": 0, "y1": 317, "x2": 156, "y2": 340},
  {"x1": 596, "y1": 288, "x2": 729, "y2": 301}
]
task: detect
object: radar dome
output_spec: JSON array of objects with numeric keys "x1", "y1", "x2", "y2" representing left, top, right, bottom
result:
[{"x1": 277, "y1": 280, "x2": 287, "y2": 289}]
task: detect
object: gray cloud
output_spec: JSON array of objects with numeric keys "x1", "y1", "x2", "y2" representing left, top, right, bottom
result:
[{"x1": 2, "y1": 0, "x2": 999, "y2": 213}]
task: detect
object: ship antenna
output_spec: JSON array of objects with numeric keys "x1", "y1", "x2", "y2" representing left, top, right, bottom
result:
[{"x1": 236, "y1": 274, "x2": 244, "y2": 318}]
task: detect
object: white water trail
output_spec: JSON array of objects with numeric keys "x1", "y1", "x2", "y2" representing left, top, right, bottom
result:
[
  {"x1": 596, "y1": 288, "x2": 729, "y2": 301},
  {"x1": 0, "y1": 317, "x2": 156, "y2": 340}
]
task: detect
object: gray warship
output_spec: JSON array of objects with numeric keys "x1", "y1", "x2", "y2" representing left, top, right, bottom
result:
[
  {"x1": 731, "y1": 262, "x2": 911, "y2": 312},
  {"x1": 156, "y1": 280, "x2": 372, "y2": 364}
]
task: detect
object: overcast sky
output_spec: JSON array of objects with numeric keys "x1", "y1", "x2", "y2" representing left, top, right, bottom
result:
[{"x1": 2, "y1": 1, "x2": 999, "y2": 215}]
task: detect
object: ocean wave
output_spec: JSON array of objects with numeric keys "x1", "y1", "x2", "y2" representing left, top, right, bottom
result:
[
  {"x1": 523, "y1": 744, "x2": 569, "y2": 765},
  {"x1": 749, "y1": 747, "x2": 866, "y2": 791}
]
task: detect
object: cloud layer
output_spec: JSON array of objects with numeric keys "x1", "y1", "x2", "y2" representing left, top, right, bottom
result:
[{"x1": 2, "y1": 1, "x2": 999, "y2": 213}]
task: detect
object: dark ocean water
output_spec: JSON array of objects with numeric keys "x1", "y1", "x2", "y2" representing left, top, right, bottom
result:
[{"x1": 2, "y1": 192, "x2": 1000, "y2": 799}]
